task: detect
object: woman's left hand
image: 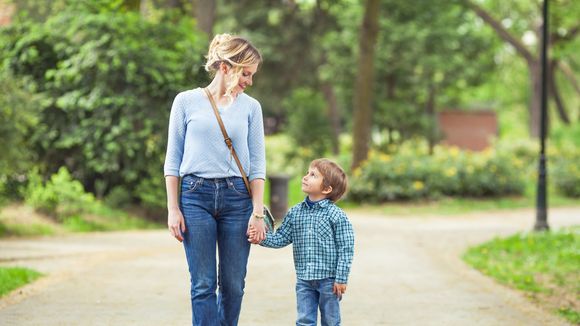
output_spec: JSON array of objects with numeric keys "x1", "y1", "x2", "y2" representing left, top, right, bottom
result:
[{"x1": 247, "y1": 214, "x2": 266, "y2": 244}]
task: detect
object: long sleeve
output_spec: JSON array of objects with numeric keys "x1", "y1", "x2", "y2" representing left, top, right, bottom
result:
[
  {"x1": 260, "y1": 210, "x2": 294, "y2": 248},
  {"x1": 334, "y1": 212, "x2": 355, "y2": 284},
  {"x1": 247, "y1": 101, "x2": 266, "y2": 181},
  {"x1": 164, "y1": 93, "x2": 186, "y2": 177}
]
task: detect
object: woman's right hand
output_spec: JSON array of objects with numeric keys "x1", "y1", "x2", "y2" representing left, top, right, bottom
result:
[{"x1": 168, "y1": 207, "x2": 186, "y2": 242}]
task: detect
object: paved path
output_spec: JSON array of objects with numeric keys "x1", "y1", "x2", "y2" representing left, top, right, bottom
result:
[{"x1": 0, "y1": 207, "x2": 578, "y2": 325}]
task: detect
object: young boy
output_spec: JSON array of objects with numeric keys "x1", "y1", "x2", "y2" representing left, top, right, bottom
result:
[{"x1": 250, "y1": 158, "x2": 355, "y2": 326}]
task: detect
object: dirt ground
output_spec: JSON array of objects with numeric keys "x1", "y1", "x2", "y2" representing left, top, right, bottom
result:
[{"x1": 0, "y1": 207, "x2": 578, "y2": 325}]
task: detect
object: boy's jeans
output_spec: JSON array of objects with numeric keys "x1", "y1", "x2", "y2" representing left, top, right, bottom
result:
[
  {"x1": 296, "y1": 278, "x2": 341, "y2": 326},
  {"x1": 180, "y1": 175, "x2": 253, "y2": 326}
]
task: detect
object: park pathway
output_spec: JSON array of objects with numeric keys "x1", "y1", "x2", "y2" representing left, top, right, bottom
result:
[{"x1": 0, "y1": 207, "x2": 577, "y2": 325}]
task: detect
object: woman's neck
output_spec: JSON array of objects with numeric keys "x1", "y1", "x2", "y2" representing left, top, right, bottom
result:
[{"x1": 206, "y1": 79, "x2": 238, "y2": 106}]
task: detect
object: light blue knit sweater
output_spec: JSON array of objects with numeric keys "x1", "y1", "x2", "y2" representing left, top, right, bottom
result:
[{"x1": 164, "y1": 88, "x2": 266, "y2": 181}]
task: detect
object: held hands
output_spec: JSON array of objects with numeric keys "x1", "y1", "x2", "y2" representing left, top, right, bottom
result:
[
  {"x1": 168, "y1": 207, "x2": 186, "y2": 242},
  {"x1": 333, "y1": 283, "x2": 347, "y2": 300},
  {"x1": 247, "y1": 214, "x2": 266, "y2": 244}
]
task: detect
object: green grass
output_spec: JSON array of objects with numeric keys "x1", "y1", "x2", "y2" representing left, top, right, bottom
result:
[
  {"x1": 463, "y1": 227, "x2": 580, "y2": 324},
  {"x1": 0, "y1": 221, "x2": 56, "y2": 237},
  {"x1": 0, "y1": 267, "x2": 43, "y2": 297}
]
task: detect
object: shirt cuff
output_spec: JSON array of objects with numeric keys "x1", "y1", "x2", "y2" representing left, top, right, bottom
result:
[
  {"x1": 249, "y1": 174, "x2": 266, "y2": 181},
  {"x1": 164, "y1": 169, "x2": 180, "y2": 177}
]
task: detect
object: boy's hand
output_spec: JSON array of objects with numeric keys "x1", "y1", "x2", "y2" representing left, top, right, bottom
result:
[
  {"x1": 333, "y1": 283, "x2": 347, "y2": 300},
  {"x1": 247, "y1": 215, "x2": 266, "y2": 244}
]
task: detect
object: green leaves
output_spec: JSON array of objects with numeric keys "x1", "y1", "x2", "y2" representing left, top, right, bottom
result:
[
  {"x1": 1, "y1": 7, "x2": 207, "y2": 204},
  {"x1": 284, "y1": 87, "x2": 333, "y2": 156},
  {"x1": 349, "y1": 142, "x2": 527, "y2": 202}
]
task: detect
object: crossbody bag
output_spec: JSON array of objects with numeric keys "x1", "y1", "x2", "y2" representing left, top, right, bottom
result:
[{"x1": 204, "y1": 88, "x2": 275, "y2": 231}]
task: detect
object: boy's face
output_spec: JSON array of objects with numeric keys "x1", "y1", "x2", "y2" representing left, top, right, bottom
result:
[{"x1": 301, "y1": 167, "x2": 328, "y2": 198}]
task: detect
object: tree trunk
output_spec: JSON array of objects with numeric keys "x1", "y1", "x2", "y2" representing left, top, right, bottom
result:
[
  {"x1": 528, "y1": 60, "x2": 542, "y2": 138},
  {"x1": 549, "y1": 61, "x2": 571, "y2": 124},
  {"x1": 351, "y1": 0, "x2": 380, "y2": 170},
  {"x1": 321, "y1": 83, "x2": 340, "y2": 155},
  {"x1": 195, "y1": 0, "x2": 216, "y2": 37},
  {"x1": 556, "y1": 60, "x2": 580, "y2": 95},
  {"x1": 425, "y1": 84, "x2": 437, "y2": 155}
]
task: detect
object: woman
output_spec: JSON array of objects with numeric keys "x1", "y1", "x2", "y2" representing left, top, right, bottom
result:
[{"x1": 164, "y1": 33, "x2": 267, "y2": 326}]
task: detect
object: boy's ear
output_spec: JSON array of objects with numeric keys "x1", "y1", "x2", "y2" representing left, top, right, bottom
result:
[{"x1": 322, "y1": 185, "x2": 333, "y2": 195}]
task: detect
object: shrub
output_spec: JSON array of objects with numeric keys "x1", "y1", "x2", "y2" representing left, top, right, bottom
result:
[
  {"x1": 349, "y1": 145, "x2": 526, "y2": 202},
  {"x1": 552, "y1": 146, "x2": 580, "y2": 198},
  {"x1": 25, "y1": 167, "x2": 96, "y2": 220},
  {"x1": 0, "y1": 6, "x2": 207, "y2": 209}
]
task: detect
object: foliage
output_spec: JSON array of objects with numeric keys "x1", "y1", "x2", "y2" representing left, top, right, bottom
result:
[
  {"x1": 0, "y1": 73, "x2": 39, "y2": 203},
  {"x1": 217, "y1": 0, "x2": 352, "y2": 127},
  {"x1": 0, "y1": 266, "x2": 42, "y2": 297},
  {"x1": 552, "y1": 147, "x2": 580, "y2": 198},
  {"x1": 25, "y1": 167, "x2": 97, "y2": 219},
  {"x1": 0, "y1": 220, "x2": 56, "y2": 237},
  {"x1": 0, "y1": 5, "x2": 207, "y2": 205},
  {"x1": 373, "y1": 0, "x2": 498, "y2": 143},
  {"x1": 349, "y1": 142, "x2": 527, "y2": 202},
  {"x1": 463, "y1": 227, "x2": 580, "y2": 324},
  {"x1": 23, "y1": 167, "x2": 156, "y2": 231},
  {"x1": 284, "y1": 87, "x2": 333, "y2": 157}
]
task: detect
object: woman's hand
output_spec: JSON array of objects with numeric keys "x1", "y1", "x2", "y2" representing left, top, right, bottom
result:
[
  {"x1": 168, "y1": 207, "x2": 186, "y2": 242},
  {"x1": 247, "y1": 214, "x2": 266, "y2": 244}
]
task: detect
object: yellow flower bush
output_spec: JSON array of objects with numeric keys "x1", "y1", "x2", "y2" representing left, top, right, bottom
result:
[{"x1": 349, "y1": 141, "x2": 528, "y2": 202}]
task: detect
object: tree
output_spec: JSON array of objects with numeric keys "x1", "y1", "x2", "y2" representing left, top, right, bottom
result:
[
  {"x1": 1, "y1": 6, "x2": 207, "y2": 204},
  {"x1": 216, "y1": 0, "x2": 355, "y2": 142},
  {"x1": 464, "y1": 0, "x2": 579, "y2": 137},
  {"x1": 352, "y1": 0, "x2": 380, "y2": 170},
  {"x1": 195, "y1": 0, "x2": 216, "y2": 37},
  {"x1": 372, "y1": 0, "x2": 497, "y2": 151},
  {"x1": 0, "y1": 73, "x2": 38, "y2": 177}
]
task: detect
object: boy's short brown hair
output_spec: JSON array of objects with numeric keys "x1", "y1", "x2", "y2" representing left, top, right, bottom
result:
[{"x1": 310, "y1": 158, "x2": 348, "y2": 202}]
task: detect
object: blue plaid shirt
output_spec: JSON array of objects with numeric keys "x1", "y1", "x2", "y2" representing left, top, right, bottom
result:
[{"x1": 260, "y1": 198, "x2": 355, "y2": 284}]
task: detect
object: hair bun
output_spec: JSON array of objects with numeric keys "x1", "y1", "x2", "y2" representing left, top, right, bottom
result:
[
  {"x1": 212, "y1": 33, "x2": 233, "y2": 47},
  {"x1": 205, "y1": 33, "x2": 233, "y2": 71},
  {"x1": 204, "y1": 33, "x2": 262, "y2": 76}
]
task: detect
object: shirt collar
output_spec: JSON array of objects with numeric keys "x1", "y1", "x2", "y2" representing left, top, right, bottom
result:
[{"x1": 302, "y1": 197, "x2": 331, "y2": 208}]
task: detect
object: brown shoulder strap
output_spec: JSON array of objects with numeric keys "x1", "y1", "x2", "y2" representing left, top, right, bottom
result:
[{"x1": 204, "y1": 88, "x2": 253, "y2": 196}]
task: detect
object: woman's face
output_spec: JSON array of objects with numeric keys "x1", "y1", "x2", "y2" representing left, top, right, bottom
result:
[{"x1": 232, "y1": 64, "x2": 258, "y2": 94}]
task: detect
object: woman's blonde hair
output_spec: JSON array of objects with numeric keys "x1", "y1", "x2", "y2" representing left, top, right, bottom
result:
[{"x1": 205, "y1": 33, "x2": 262, "y2": 99}]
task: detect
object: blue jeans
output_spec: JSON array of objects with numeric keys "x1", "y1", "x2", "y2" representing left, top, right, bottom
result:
[
  {"x1": 180, "y1": 175, "x2": 253, "y2": 326},
  {"x1": 296, "y1": 278, "x2": 341, "y2": 326}
]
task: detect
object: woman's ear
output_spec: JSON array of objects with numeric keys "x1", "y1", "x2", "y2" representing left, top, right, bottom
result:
[{"x1": 220, "y1": 62, "x2": 229, "y2": 74}]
